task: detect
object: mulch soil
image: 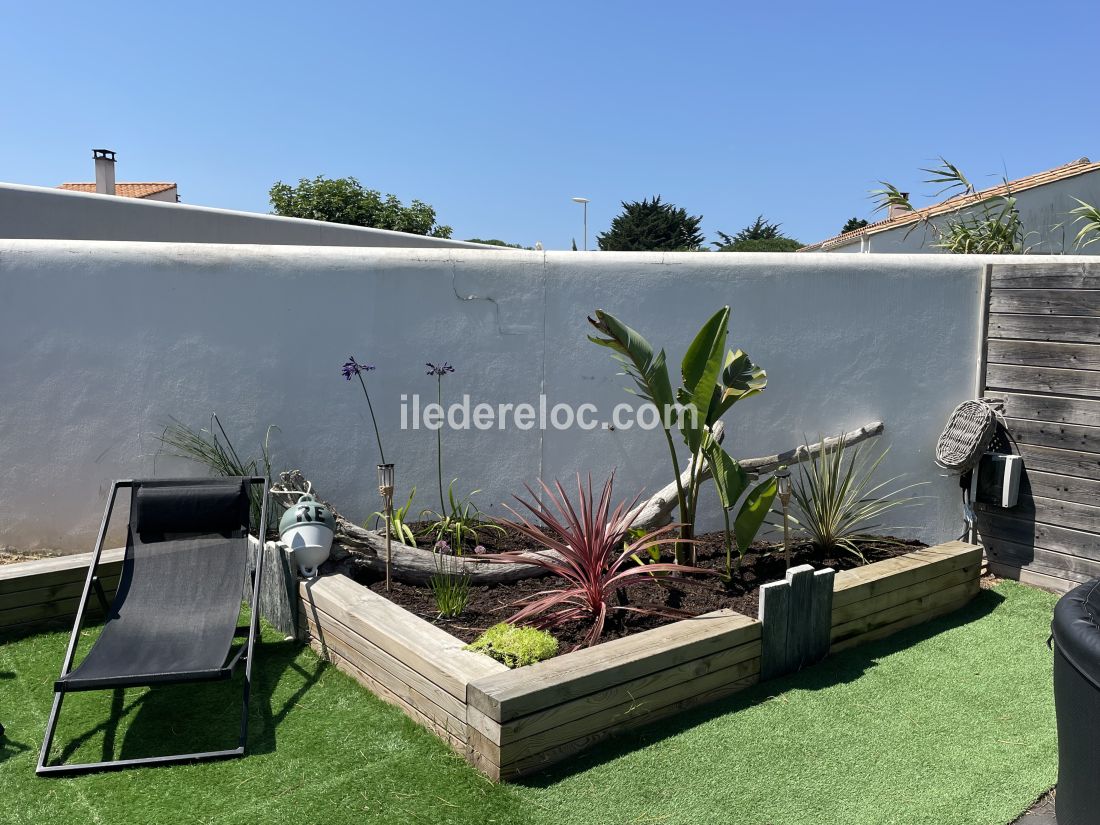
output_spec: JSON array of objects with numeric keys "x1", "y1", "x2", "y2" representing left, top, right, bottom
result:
[{"x1": 343, "y1": 521, "x2": 924, "y2": 652}]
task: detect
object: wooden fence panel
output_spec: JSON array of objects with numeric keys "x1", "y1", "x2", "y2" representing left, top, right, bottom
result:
[{"x1": 979, "y1": 262, "x2": 1100, "y2": 591}]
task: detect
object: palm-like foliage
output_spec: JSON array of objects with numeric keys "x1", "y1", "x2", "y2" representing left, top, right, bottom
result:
[
  {"x1": 1070, "y1": 198, "x2": 1100, "y2": 249},
  {"x1": 870, "y1": 158, "x2": 1030, "y2": 254},
  {"x1": 482, "y1": 475, "x2": 709, "y2": 647},
  {"x1": 588, "y1": 307, "x2": 777, "y2": 567},
  {"x1": 786, "y1": 437, "x2": 925, "y2": 562}
]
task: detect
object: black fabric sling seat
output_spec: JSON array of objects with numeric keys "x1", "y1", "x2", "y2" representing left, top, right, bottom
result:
[{"x1": 56, "y1": 479, "x2": 250, "y2": 693}]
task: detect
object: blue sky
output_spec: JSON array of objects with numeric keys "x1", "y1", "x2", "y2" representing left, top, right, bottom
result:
[{"x1": 2, "y1": 0, "x2": 1097, "y2": 249}]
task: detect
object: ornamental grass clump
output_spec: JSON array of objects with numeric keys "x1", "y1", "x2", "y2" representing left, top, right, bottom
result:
[
  {"x1": 465, "y1": 623, "x2": 559, "y2": 668},
  {"x1": 428, "y1": 539, "x2": 471, "y2": 618},
  {"x1": 481, "y1": 473, "x2": 710, "y2": 648},
  {"x1": 787, "y1": 436, "x2": 926, "y2": 562}
]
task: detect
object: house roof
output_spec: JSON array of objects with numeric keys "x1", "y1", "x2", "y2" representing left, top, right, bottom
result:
[
  {"x1": 58, "y1": 182, "x2": 177, "y2": 199},
  {"x1": 800, "y1": 157, "x2": 1100, "y2": 251}
]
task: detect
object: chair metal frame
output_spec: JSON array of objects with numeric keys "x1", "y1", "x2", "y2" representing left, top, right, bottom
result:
[{"x1": 36, "y1": 476, "x2": 269, "y2": 777}]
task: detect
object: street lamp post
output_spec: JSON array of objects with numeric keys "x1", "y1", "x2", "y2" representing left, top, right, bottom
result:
[{"x1": 571, "y1": 197, "x2": 590, "y2": 251}]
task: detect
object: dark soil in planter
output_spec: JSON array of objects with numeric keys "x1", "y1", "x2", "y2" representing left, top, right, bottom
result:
[{"x1": 344, "y1": 523, "x2": 925, "y2": 652}]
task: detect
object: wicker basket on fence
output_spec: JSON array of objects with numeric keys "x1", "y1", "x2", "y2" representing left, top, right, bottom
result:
[{"x1": 935, "y1": 399, "x2": 1002, "y2": 473}]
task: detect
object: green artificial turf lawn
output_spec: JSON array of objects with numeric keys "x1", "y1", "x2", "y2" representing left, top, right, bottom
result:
[{"x1": 0, "y1": 581, "x2": 1058, "y2": 825}]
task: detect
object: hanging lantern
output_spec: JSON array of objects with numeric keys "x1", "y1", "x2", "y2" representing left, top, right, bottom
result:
[{"x1": 278, "y1": 493, "x2": 336, "y2": 578}]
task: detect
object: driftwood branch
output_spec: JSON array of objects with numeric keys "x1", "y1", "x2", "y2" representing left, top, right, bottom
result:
[
  {"x1": 630, "y1": 421, "x2": 885, "y2": 529},
  {"x1": 273, "y1": 470, "x2": 555, "y2": 586},
  {"x1": 276, "y1": 421, "x2": 885, "y2": 585}
]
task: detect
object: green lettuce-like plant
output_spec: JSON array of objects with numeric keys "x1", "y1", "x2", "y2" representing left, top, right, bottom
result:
[
  {"x1": 465, "y1": 623, "x2": 559, "y2": 668},
  {"x1": 588, "y1": 306, "x2": 777, "y2": 569},
  {"x1": 370, "y1": 487, "x2": 417, "y2": 546}
]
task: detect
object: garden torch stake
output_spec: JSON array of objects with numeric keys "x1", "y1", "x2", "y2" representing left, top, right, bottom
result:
[
  {"x1": 378, "y1": 464, "x2": 395, "y2": 591},
  {"x1": 776, "y1": 465, "x2": 792, "y2": 570}
]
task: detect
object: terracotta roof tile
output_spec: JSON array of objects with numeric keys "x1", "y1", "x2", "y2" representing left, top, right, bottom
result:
[
  {"x1": 58, "y1": 182, "x2": 176, "y2": 199},
  {"x1": 800, "y1": 158, "x2": 1100, "y2": 251}
]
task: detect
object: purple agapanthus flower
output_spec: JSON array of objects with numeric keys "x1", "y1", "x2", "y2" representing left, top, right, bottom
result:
[
  {"x1": 342, "y1": 356, "x2": 376, "y2": 380},
  {"x1": 473, "y1": 544, "x2": 487, "y2": 555},
  {"x1": 426, "y1": 362, "x2": 455, "y2": 377},
  {"x1": 433, "y1": 539, "x2": 450, "y2": 554}
]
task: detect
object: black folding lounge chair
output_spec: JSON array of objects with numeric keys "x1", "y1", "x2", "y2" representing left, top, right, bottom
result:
[{"x1": 36, "y1": 476, "x2": 268, "y2": 777}]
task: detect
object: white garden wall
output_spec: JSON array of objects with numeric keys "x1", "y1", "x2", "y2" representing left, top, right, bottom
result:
[{"x1": 0, "y1": 240, "x2": 1016, "y2": 551}]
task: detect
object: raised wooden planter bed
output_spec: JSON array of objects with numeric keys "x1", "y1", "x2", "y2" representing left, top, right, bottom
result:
[
  {"x1": 296, "y1": 539, "x2": 981, "y2": 781},
  {"x1": 1, "y1": 539, "x2": 980, "y2": 778},
  {"x1": 0, "y1": 549, "x2": 124, "y2": 635}
]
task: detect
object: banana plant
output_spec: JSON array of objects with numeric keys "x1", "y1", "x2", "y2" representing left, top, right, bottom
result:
[{"x1": 589, "y1": 306, "x2": 777, "y2": 566}]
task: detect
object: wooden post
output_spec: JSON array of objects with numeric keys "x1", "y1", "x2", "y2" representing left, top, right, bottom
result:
[
  {"x1": 758, "y1": 579, "x2": 791, "y2": 681},
  {"x1": 246, "y1": 539, "x2": 299, "y2": 639},
  {"x1": 758, "y1": 564, "x2": 835, "y2": 680}
]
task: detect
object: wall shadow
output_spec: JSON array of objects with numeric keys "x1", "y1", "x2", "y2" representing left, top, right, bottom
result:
[{"x1": 516, "y1": 588, "x2": 1006, "y2": 787}]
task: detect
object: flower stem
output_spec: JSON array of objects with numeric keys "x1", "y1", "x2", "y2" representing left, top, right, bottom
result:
[
  {"x1": 356, "y1": 372, "x2": 386, "y2": 465},
  {"x1": 436, "y1": 376, "x2": 446, "y2": 515}
]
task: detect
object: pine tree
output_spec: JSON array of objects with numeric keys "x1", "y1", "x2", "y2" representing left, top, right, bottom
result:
[{"x1": 597, "y1": 196, "x2": 705, "y2": 251}]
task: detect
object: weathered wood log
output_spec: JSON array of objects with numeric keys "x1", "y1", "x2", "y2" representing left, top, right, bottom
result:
[
  {"x1": 629, "y1": 421, "x2": 885, "y2": 529},
  {"x1": 332, "y1": 517, "x2": 558, "y2": 586},
  {"x1": 272, "y1": 470, "x2": 557, "y2": 586}
]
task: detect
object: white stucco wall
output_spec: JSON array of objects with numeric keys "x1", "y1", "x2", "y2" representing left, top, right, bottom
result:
[
  {"x1": 0, "y1": 183, "x2": 495, "y2": 249},
  {"x1": 0, "y1": 240, "x2": 1018, "y2": 552},
  {"x1": 828, "y1": 170, "x2": 1100, "y2": 254}
]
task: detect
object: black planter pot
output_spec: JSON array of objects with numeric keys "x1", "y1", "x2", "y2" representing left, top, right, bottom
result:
[{"x1": 1052, "y1": 579, "x2": 1100, "y2": 825}]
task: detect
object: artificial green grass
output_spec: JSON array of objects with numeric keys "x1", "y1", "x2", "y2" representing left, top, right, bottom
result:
[{"x1": 0, "y1": 581, "x2": 1058, "y2": 825}]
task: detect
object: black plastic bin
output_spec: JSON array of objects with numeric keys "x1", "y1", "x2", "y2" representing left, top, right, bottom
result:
[{"x1": 1053, "y1": 579, "x2": 1100, "y2": 825}]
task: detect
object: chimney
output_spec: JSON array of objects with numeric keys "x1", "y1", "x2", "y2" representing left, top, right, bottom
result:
[
  {"x1": 887, "y1": 193, "x2": 910, "y2": 220},
  {"x1": 93, "y1": 149, "x2": 116, "y2": 195}
]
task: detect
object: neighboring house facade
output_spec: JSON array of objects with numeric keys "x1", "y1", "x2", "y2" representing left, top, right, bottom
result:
[
  {"x1": 802, "y1": 158, "x2": 1100, "y2": 254},
  {"x1": 57, "y1": 149, "x2": 179, "y2": 202},
  {"x1": 58, "y1": 181, "x2": 179, "y2": 202},
  {"x1": 0, "y1": 148, "x2": 495, "y2": 250}
]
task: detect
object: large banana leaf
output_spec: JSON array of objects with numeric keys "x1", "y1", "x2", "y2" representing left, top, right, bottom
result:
[
  {"x1": 702, "y1": 433, "x2": 748, "y2": 510},
  {"x1": 677, "y1": 306, "x2": 729, "y2": 453},
  {"x1": 735, "y1": 476, "x2": 778, "y2": 553},
  {"x1": 588, "y1": 310, "x2": 676, "y2": 417}
]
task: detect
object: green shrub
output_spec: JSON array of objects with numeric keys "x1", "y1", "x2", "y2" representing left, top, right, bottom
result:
[{"x1": 465, "y1": 623, "x2": 558, "y2": 668}]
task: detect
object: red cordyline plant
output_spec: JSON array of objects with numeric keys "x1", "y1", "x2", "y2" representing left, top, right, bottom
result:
[{"x1": 482, "y1": 473, "x2": 711, "y2": 648}]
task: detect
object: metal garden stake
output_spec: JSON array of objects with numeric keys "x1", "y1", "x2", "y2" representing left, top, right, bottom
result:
[
  {"x1": 377, "y1": 463, "x2": 395, "y2": 591},
  {"x1": 775, "y1": 465, "x2": 792, "y2": 569}
]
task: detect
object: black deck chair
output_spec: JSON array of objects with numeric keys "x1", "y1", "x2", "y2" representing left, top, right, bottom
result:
[{"x1": 36, "y1": 476, "x2": 268, "y2": 777}]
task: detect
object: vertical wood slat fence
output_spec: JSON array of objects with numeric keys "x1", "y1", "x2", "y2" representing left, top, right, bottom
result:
[{"x1": 978, "y1": 261, "x2": 1100, "y2": 592}]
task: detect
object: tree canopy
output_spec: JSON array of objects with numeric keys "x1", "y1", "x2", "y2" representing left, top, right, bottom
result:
[
  {"x1": 466, "y1": 238, "x2": 522, "y2": 248},
  {"x1": 269, "y1": 176, "x2": 452, "y2": 237},
  {"x1": 597, "y1": 196, "x2": 705, "y2": 251},
  {"x1": 841, "y1": 217, "x2": 869, "y2": 234},
  {"x1": 713, "y1": 216, "x2": 801, "y2": 252}
]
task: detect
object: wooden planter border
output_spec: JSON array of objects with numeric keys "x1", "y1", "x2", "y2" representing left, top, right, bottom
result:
[
  {"x1": 294, "y1": 539, "x2": 981, "y2": 781},
  {"x1": 2, "y1": 540, "x2": 982, "y2": 780}
]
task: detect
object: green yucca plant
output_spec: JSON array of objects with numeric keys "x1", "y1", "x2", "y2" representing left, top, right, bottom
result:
[
  {"x1": 784, "y1": 436, "x2": 925, "y2": 562},
  {"x1": 429, "y1": 546, "x2": 471, "y2": 618}
]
